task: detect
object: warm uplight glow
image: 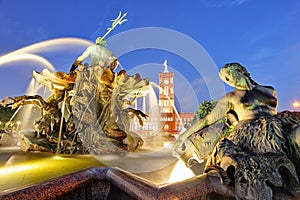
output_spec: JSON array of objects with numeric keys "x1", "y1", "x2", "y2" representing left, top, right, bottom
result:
[
  {"x1": 292, "y1": 101, "x2": 300, "y2": 110},
  {"x1": 0, "y1": 155, "x2": 92, "y2": 177},
  {"x1": 52, "y1": 155, "x2": 67, "y2": 160},
  {"x1": 0, "y1": 154, "x2": 102, "y2": 192},
  {"x1": 0, "y1": 157, "x2": 70, "y2": 176},
  {"x1": 168, "y1": 159, "x2": 194, "y2": 183},
  {"x1": 0, "y1": 164, "x2": 33, "y2": 176}
]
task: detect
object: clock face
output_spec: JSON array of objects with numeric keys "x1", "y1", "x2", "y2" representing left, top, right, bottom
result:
[{"x1": 164, "y1": 79, "x2": 169, "y2": 84}]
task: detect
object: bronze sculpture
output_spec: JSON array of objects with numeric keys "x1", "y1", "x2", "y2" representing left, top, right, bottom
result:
[
  {"x1": 2, "y1": 43, "x2": 149, "y2": 154},
  {"x1": 172, "y1": 62, "x2": 300, "y2": 199}
]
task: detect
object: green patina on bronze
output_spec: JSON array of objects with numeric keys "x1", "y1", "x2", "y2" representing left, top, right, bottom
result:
[{"x1": 173, "y1": 62, "x2": 300, "y2": 200}]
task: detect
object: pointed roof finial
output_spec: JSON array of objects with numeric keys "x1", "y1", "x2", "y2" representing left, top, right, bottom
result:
[{"x1": 163, "y1": 60, "x2": 169, "y2": 73}]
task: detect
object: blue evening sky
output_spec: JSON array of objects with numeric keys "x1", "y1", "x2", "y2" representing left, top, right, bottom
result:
[{"x1": 0, "y1": 0, "x2": 299, "y2": 112}]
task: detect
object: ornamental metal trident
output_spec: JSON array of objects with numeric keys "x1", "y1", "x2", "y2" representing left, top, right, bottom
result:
[{"x1": 99, "y1": 11, "x2": 128, "y2": 42}]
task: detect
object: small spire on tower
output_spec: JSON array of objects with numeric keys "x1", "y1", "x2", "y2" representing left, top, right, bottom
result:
[{"x1": 163, "y1": 60, "x2": 169, "y2": 73}]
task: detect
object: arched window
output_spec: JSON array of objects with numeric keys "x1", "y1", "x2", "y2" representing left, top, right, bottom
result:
[{"x1": 164, "y1": 124, "x2": 169, "y2": 130}]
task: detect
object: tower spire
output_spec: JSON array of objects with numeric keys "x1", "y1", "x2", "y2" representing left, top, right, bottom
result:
[{"x1": 163, "y1": 60, "x2": 169, "y2": 73}]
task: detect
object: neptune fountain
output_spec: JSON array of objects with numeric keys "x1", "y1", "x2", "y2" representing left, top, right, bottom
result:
[{"x1": 0, "y1": 12, "x2": 299, "y2": 200}]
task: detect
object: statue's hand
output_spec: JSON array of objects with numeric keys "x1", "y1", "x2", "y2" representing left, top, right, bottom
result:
[
  {"x1": 70, "y1": 60, "x2": 82, "y2": 72},
  {"x1": 127, "y1": 108, "x2": 148, "y2": 126},
  {"x1": 172, "y1": 123, "x2": 224, "y2": 168},
  {"x1": 172, "y1": 138, "x2": 204, "y2": 168},
  {"x1": 10, "y1": 100, "x2": 24, "y2": 109}
]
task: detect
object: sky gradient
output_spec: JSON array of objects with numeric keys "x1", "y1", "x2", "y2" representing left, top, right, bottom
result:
[{"x1": 0, "y1": 0, "x2": 299, "y2": 112}]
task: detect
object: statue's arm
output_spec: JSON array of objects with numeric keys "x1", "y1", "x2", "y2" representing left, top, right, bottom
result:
[
  {"x1": 76, "y1": 46, "x2": 92, "y2": 62},
  {"x1": 176, "y1": 97, "x2": 231, "y2": 143},
  {"x1": 255, "y1": 86, "x2": 278, "y2": 108},
  {"x1": 70, "y1": 46, "x2": 92, "y2": 72},
  {"x1": 206, "y1": 97, "x2": 232, "y2": 125},
  {"x1": 9, "y1": 95, "x2": 47, "y2": 109}
]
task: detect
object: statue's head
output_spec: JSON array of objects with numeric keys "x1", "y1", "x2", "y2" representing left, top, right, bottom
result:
[
  {"x1": 219, "y1": 62, "x2": 257, "y2": 90},
  {"x1": 95, "y1": 37, "x2": 106, "y2": 46}
]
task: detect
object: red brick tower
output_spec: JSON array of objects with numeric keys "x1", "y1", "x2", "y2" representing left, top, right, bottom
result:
[{"x1": 159, "y1": 60, "x2": 176, "y2": 133}]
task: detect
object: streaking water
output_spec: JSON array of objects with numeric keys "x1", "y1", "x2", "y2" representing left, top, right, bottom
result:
[{"x1": 0, "y1": 38, "x2": 93, "y2": 140}]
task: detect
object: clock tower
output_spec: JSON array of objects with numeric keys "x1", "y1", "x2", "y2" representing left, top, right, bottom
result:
[
  {"x1": 159, "y1": 60, "x2": 174, "y2": 113},
  {"x1": 130, "y1": 60, "x2": 195, "y2": 136}
]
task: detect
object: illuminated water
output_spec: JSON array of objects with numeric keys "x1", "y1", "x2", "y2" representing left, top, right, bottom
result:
[{"x1": 0, "y1": 37, "x2": 93, "y2": 141}]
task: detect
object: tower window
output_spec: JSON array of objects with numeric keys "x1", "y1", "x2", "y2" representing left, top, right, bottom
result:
[{"x1": 164, "y1": 86, "x2": 168, "y2": 95}]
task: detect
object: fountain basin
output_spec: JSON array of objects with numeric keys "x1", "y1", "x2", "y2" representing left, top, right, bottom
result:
[
  {"x1": 0, "y1": 166, "x2": 236, "y2": 200},
  {"x1": 0, "y1": 148, "x2": 297, "y2": 200}
]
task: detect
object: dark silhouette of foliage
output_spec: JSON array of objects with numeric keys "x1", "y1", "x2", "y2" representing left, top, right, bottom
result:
[
  {"x1": 191, "y1": 100, "x2": 217, "y2": 125},
  {"x1": 0, "y1": 105, "x2": 16, "y2": 129}
]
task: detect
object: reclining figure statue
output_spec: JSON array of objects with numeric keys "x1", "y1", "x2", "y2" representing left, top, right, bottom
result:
[{"x1": 172, "y1": 62, "x2": 300, "y2": 199}]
